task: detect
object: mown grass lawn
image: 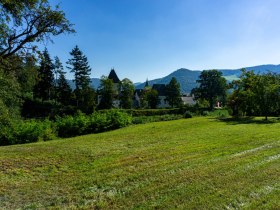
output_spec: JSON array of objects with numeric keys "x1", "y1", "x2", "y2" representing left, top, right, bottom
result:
[{"x1": 0, "y1": 117, "x2": 280, "y2": 209}]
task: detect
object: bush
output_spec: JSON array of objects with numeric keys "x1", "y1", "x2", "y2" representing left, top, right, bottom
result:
[
  {"x1": 14, "y1": 120, "x2": 56, "y2": 144},
  {"x1": 183, "y1": 111, "x2": 193, "y2": 118},
  {"x1": 55, "y1": 112, "x2": 90, "y2": 138},
  {"x1": 56, "y1": 110, "x2": 132, "y2": 138},
  {"x1": 0, "y1": 119, "x2": 56, "y2": 145}
]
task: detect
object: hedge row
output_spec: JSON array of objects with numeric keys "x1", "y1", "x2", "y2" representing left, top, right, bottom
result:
[{"x1": 0, "y1": 110, "x2": 132, "y2": 146}]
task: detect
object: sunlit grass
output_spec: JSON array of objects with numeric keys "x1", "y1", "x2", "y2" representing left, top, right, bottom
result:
[{"x1": 0, "y1": 117, "x2": 279, "y2": 209}]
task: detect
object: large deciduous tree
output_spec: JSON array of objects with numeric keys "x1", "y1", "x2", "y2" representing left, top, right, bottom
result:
[
  {"x1": 0, "y1": 0, "x2": 74, "y2": 65},
  {"x1": 166, "y1": 77, "x2": 182, "y2": 108},
  {"x1": 98, "y1": 76, "x2": 114, "y2": 109},
  {"x1": 193, "y1": 70, "x2": 227, "y2": 110},
  {"x1": 119, "y1": 78, "x2": 134, "y2": 109},
  {"x1": 228, "y1": 69, "x2": 280, "y2": 119}
]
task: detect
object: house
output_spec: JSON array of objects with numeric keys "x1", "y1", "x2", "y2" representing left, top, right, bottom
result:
[
  {"x1": 181, "y1": 94, "x2": 196, "y2": 106},
  {"x1": 151, "y1": 84, "x2": 169, "y2": 108}
]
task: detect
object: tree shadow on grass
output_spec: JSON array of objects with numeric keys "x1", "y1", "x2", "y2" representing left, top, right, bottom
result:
[{"x1": 213, "y1": 116, "x2": 280, "y2": 125}]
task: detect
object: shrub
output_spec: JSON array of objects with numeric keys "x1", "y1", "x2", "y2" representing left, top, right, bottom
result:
[
  {"x1": 0, "y1": 119, "x2": 56, "y2": 145},
  {"x1": 55, "y1": 112, "x2": 90, "y2": 138},
  {"x1": 56, "y1": 110, "x2": 132, "y2": 137},
  {"x1": 14, "y1": 120, "x2": 56, "y2": 144},
  {"x1": 183, "y1": 111, "x2": 193, "y2": 118}
]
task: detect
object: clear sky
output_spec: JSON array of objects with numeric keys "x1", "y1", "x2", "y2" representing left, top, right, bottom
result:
[{"x1": 46, "y1": 0, "x2": 280, "y2": 83}]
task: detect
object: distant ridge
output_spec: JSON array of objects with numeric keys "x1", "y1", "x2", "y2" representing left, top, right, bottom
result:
[
  {"x1": 136, "y1": 64, "x2": 280, "y2": 93},
  {"x1": 67, "y1": 64, "x2": 280, "y2": 93}
]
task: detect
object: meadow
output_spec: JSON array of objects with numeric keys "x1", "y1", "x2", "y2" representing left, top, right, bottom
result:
[{"x1": 0, "y1": 117, "x2": 279, "y2": 209}]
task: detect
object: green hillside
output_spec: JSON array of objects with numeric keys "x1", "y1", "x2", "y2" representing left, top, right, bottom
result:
[{"x1": 1, "y1": 117, "x2": 280, "y2": 209}]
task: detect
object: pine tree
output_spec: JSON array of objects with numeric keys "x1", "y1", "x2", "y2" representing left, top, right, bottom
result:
[
  {"x1": 67, "y1": 45, "x2": 92, "y2": 109},
  {"x1": 67, "y1": 45, "x2": 91, "y2": 90},
  {"x1": 34, "y1": 48, "x2": 54, "y2": 101},
  {"x1": 54, "y1": 56, "x2": 72, "y2": 105}
]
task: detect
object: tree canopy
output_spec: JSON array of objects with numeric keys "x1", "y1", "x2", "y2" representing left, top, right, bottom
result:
[
  {"x1": 165, "y1": 77, "x2": 182, "y2": 108},
  {"x1": 193, "y1": 70, "x2": 227, "y2": 110},
  {"x1": 0, "y1": 0, "x2": 74, "y2": 64}
]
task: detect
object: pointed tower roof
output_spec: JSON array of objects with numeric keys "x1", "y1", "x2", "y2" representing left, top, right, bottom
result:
[{"x1": 108, "y1": 68, "x2": 120, "y2": 83}]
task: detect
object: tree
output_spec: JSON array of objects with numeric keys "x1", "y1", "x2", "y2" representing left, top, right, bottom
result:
[
  {"x1": 146, "y1": 89, "x2": 159, "y2": 109},
  {"x1": 0, "y1": 67, "x2": 21, "y2": 118},
  {"x1": 0, "y1": 0, "x2": 74, "y2": 65},
  {"x1": 55, "y1": 57, "x2": 72, "y2": 105},
  {"x1": 33, "y1": 48, "x2": 54, "y2": 101},
  {"x1": 254, "y1": 73, "x2": 280, "y2": 120},
  {"x1": 98, "y1": 76, "x2": 114, "y2": 109},
  {"x1": 67, "y1": 45, "x2": 92, "y2": 109},
  {"x1": 67, "y1": 45, "x2": 91, "y2": 90},
  {"x1": 228, "y1": 69, "x2": 280, "y2": 119},
  {"x1": 119, "y1": 78, "x2": 135, "y2": 109},
  {"x1": 193, "y1": 70, "x2": 227, "y2": 110},
  {"x1": 166, "y1": 77, "x2": 182, "y2": 108}
]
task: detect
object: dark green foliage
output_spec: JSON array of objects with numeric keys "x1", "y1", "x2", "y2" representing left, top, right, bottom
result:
[
  {"x1": 183, "y1": 111, "x2": 193, "y2": 118},
  {"x1": 193, "y1": 70, "x2": 227, "y2": 110},
  {"x1": 17, "y1": 55, "x2": 38, "y2": 98},
  {"x1": 119, "y1": 78, "x2": 135, "y2": 109},
  {"x1": 0, "y1": 68, "x2": 21, "y2": 118},
  {"x1": 33, "y1": 49, "x2": 55, "y2": 101},
  {"x1": 21, "y1": 98, "x2": 60, "y2": 118},
  {"x1": 98, "y1": 76, "x2": 114, "y2": 109},
  {"x1": 76, "y1": 87, "x2": 96, "y2": 114},
  {"x1": 166, "y1": 77, "x2": 182, "y2": 107},
  {"x1": 56, "y1": 68, "x2": 72, "y2": 105},
  {"x1": 145, "y1": 89, "x2": 159, "y2": 109},
  {"x1": 54, "y1": 56, "x2": 72, "y2": 105}
]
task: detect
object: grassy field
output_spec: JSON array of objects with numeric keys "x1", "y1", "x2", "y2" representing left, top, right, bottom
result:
[{"x1": 0, "y1": 117, "x2": 280, "y2": 209}]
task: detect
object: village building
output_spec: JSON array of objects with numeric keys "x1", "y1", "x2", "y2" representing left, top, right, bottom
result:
[{"x1": 99, "y1": 69, "x2": 196, "y2": 108}]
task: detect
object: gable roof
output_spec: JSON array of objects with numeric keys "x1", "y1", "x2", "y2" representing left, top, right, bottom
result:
[
  {"x1": 152, "y1": 84, "x2": 166, "y2": 96},
  {"x1": 108, "y1": 69, "x2": 120, "y2": 83}
]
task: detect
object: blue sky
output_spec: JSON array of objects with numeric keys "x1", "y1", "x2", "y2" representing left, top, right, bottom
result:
[{"x1": 47, "y1": 0, "x2": 280, "y2": 82}]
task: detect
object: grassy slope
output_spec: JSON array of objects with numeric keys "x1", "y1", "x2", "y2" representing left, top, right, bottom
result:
[{"x1": 0, "y1": 117, "x2": 279, "y2": 209}]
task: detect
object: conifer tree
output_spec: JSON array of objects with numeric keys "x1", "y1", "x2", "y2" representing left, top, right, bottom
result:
[
  {"x1": 34, "y1": 48, "x2": 54, "y2": 101},
  {"x1": 54, "y1": 56, "x2": 71, "y2": 105},
  {"x1": 67, "y1": 45, "x2": 91, "y2": 90}
]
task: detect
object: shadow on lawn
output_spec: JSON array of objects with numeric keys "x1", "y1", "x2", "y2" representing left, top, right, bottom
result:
[{"x1": 214, "y1": 116, "x2": 280, "y2": 125}]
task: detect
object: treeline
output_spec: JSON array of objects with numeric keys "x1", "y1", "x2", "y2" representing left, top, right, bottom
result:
[{"x1": 192, "y1": 69, "x2": 280, "y2": 120}]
